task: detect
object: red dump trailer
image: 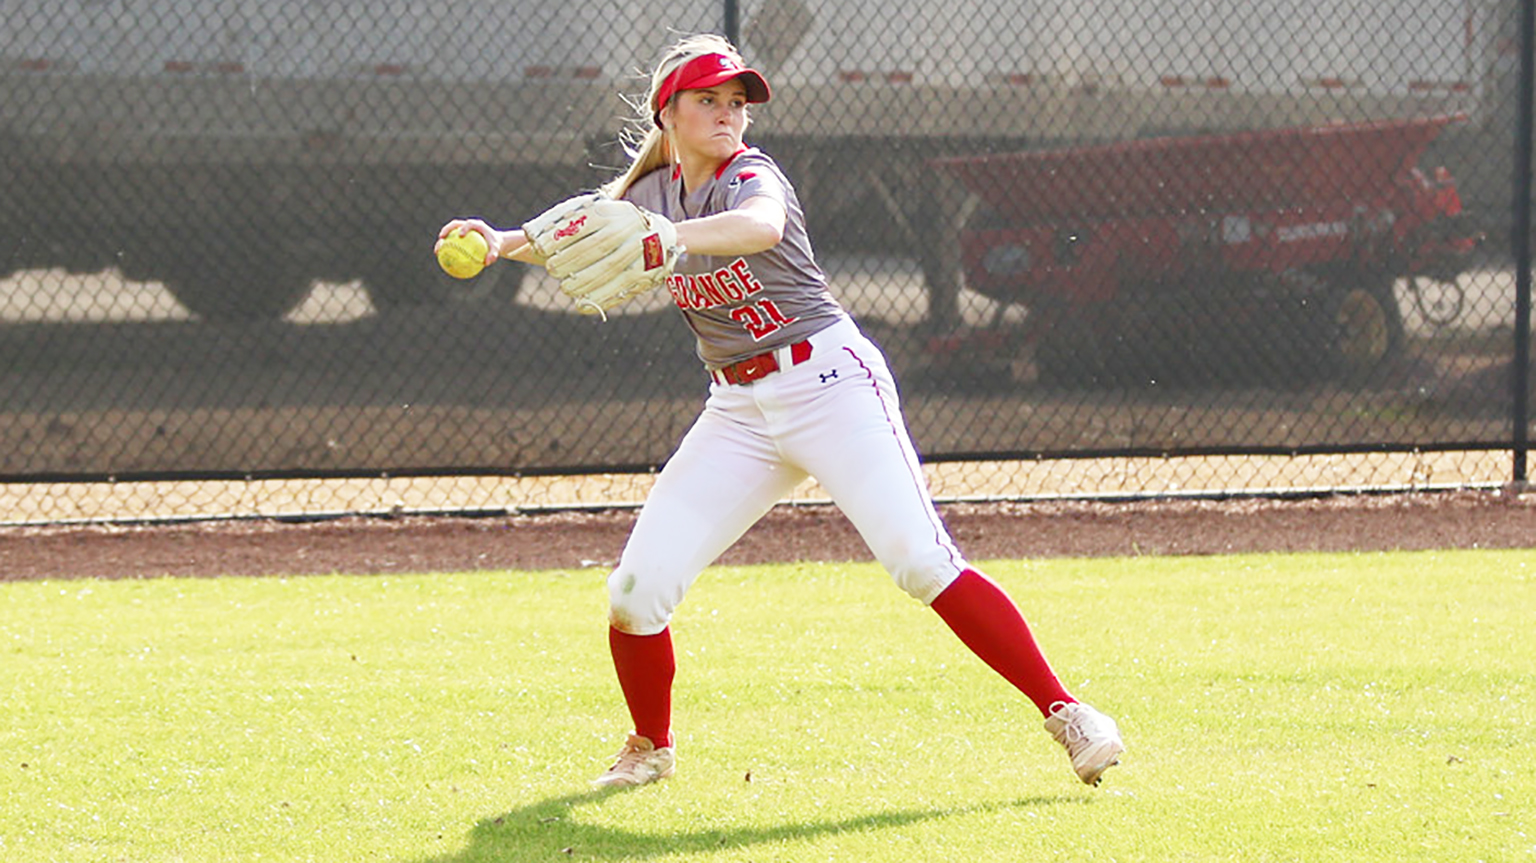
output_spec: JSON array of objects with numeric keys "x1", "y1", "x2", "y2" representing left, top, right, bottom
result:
[{"x1": 935, "y1": 116, "x2": 1480, "y2": 383}]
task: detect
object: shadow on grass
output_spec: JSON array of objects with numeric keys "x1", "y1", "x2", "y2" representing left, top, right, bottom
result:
[{"x1": 412, "y1": 787, "x2": 1080, "y2": 861}]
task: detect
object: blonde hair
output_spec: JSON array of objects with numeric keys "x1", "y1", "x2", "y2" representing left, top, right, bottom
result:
[{"x1": 600, "y1": 34, "x2": 751, "y2": 200}]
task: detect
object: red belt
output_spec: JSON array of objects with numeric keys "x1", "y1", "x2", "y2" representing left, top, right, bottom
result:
[{"x1": 710, "y1": 340, "x2": 814, "y2": 385}]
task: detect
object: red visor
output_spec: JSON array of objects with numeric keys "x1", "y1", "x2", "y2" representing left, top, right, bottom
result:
[{"x1": 652, "y1": 52, "x2": 771, "y2": 126}]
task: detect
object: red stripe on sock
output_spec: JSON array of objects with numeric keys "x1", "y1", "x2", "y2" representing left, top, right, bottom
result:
[
  {"x1": 608, "y1": 627, "x2": 675, "y2": 748},
  {"x1": 930, "y1": 569, "x2": 1074, "y2": 716}
]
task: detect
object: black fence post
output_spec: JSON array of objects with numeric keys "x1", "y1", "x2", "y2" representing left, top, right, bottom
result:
[
  {"x1": 1515, "y1": 0, "x2": 1535, "y2": 484},
  {"x1": 724, "y1": 0, "x2": 740, "y2": 45}
]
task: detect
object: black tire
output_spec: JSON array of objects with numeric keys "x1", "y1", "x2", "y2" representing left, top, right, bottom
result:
[
  {"x1": 1239, "y1": 269, "x2": 1337, "y2": 384},
  {"x1": 1034, "y1": 306, "x2": 1147, "y2": 386},
  {"x1": 162, "y1": 265, "x2": 313, "y2": 323},
  {"x1": 364, "y1": 252, "x2": 527, "y2": 314},
  {"x1": 1320, "y1": 269, "x2": 1404, "y2": 379},
  {"x1": 1035, "y1": 310, "x2": 1097, "y2": 386},
  {"x1": 0, "y1": 232, "x2": 21, "y2": 279}
]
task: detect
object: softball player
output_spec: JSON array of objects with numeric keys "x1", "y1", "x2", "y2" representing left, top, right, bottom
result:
[{"x1": 439, "y1": 34, "x2": 1124, "y2": 788}]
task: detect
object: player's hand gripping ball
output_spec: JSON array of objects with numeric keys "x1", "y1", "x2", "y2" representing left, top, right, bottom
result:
[{"x1": 437, "y1": 229, "x2": 490, "y2": 280}]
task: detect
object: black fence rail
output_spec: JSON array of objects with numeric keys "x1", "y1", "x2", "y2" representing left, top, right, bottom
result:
[{"x1": 0, "y1": 0, "x2": 1531, "y2": 520}]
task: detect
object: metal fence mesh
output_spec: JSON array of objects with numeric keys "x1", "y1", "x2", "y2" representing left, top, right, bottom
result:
[{"x1": 0, "y1": 0, "x2": 1529, "y2": 522}]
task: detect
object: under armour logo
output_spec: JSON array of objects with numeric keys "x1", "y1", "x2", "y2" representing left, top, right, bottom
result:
[{"x1": 819, "y1": 370, "x2": 838, "y2": 383}]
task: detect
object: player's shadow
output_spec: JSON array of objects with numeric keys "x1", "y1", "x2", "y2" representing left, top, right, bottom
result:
[{"x1": 411, "y1": 787, "x2": 1079, "y2": 861}]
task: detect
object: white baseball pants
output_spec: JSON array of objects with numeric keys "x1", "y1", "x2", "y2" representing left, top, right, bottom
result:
[{"x1": 608, "y1": 318, "x2": 969, "y2": 635}]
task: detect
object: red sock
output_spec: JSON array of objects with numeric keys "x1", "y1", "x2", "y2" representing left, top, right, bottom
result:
[
  {"x1": 930, "y1": 569, "x2": 1074, "y2": 716},
  {"x1": 608, "y1": 627, "x2": 675, "y2": 748}
]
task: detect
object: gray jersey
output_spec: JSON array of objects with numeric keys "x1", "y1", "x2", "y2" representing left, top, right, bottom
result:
[{"x1": 624, "y1": 148, "x2": 848, "y2": 368}]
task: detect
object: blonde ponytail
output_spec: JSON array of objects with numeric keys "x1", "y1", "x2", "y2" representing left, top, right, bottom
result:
[{"x1": 599, "y1": 125, "x2": 672, "y2": 200}]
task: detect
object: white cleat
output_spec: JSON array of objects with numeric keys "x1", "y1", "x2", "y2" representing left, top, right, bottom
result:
[
  {"x1": 1044, "y1": 701, "x2": 1125, "y2": 786},
  {"x1": 593, "y1": 734, "x2": 676, "y2": 788}
]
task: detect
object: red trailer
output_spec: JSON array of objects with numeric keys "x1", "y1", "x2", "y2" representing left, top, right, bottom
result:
[{"x1": 934, "y1": 116, "x2": 1480, "y2": 383}]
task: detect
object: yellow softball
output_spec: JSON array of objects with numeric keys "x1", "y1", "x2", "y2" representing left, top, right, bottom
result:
[{"x1": 437, "y1": 230, "x2": 490, "y2": 280}]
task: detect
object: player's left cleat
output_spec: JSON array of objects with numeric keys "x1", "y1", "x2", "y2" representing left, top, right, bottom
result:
[
  {"x1": 593, "y1": 733, "x2": 675, "y2": 788},
  {"x1": 1045, "y1": 700, "x2": 1125, "y2": 786}
]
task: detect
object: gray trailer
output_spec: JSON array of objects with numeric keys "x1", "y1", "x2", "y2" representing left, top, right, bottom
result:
[{"x1": 0, "y1": 0, "x2": 1500, "y2": 324}]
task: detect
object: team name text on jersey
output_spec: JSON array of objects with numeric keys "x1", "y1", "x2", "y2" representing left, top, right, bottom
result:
[{"x1": 667, "y1": 258, "x2": 765, "y2": 310}]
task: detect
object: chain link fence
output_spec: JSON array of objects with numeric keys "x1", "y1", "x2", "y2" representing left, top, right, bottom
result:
[{"x1": 1, "y1": 0, "x2": 1531, "y2": 522}]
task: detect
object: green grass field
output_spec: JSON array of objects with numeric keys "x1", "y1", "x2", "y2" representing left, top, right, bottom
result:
[{"x1": 2, "y1": 550, "x2": 1531, "y2": 862}]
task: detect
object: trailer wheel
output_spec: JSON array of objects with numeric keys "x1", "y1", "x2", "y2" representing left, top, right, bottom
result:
[
  {"x1": 162, "y1": 264, "x2": 314, "y2": 323},
  {"x1": 0, "y1": 233, "x2": 21, "y2": 279},
  {"x1": 1404, "y1": 274, "x2": 1465, "y2": 327},
  {"x1": 1035, "y1": 316, "x2": 1101, "y2": 385},
  {"x1": 364, "y1": 253, "x2": 527, "y2": 314},
  {"x1": 1034, "y1": 305, "x2": 1140, "y2": 386},
  {"x1": 1321, "y1": 271, "x2": 1403, "y2": 378}
]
